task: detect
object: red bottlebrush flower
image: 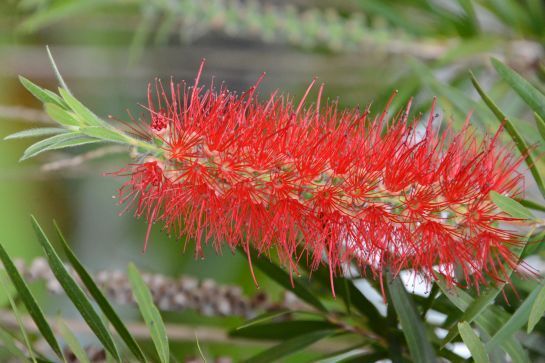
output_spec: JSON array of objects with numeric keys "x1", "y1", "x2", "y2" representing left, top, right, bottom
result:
[{"x1": 115, "y1": 61, "x2": 528, "y2": 292}]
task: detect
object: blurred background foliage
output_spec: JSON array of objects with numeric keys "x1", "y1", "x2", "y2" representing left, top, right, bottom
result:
[{"x1": 2, "y1": 0, "x2": 545, "y2": 362}]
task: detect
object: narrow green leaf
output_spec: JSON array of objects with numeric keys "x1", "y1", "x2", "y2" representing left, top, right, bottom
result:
[
  {"x1": 471, "y1": 72, "x2": 545, "y2": 199},
  {"x1": 195, "y1": 333, "x2": 206, "y2": 363},
  {"x1": 488, "y1": 283, "x2": 543, "y2": 348},
  {"x1": 490, "y1": 191, "x2": 535, "y2": 219},
  {"x1": 244, "y1": 330, "x2": 334, "y2": 363},
  {"x1": 58, "y1": 88, "x2": 108, "y2": 127},
  {"x1": 57, "y1": 319, "x2": 90, "y2": 363},
  {"x1": 440, "y1": 283, "x2": 504, "y2": 346},
  {"x1": 55, "y1": 223, "x2": 147, "y2": 362},
  {"x1": 491, "y1": 58, "x2": 545, "y2": 121},
  {"x1": 519, "y1": 199, "x2": 545, "y2": 212},
  {"x1": 528, "y1": 283, "x2": 545, "y2": 333},
  {"x1": 0, "y1": 243, "x2": 63, "y2": 359},
  {"x1": 44, "y1": 103, "x2": 80, "y2": 127},
  {"x1": 80, "y1": 126, "x2": 129, "y2": 144},
  {"x1": 243, "y1": 247, "x2": 327, "y2": 312},
  {"x1": 45, "y1": 137, "x2": 101, "y2": 151},
  {"x1": 458, "y1": 322, "x2": 489, "y2": 363},
  {"x1": 386, "y1": 271, "x2": 437, "y2": 363},
  {"x1": 534, "y1": 112, "x2": 545, "y2": 142},
  {"x1": 18, "y1": 1, "x2": 108, "y2": 33},
  {"x1": 21, "y1": 132, "x2": 81, "y2": 160},
  {"x1": 0, "y1": 273, "x2": 38, "y2": 363},
  {"x1": 0, "y1": 325, "x2": 29, "y2": 362},
  {"x1": 4, "y1": 128, "x2": 66, "y2": 140},
  {"x1": 19, "y1": 76, "x2": 65, "y2": 108},
  {"x1": 128, "y1": 263, "x2": 169, "y2": 363},
  {"x1": 30, "y1": 216, "x2": 120, "y2": 361},
  {"x1": 46, "y1": 46, "x2": 71, "y2": 94},
  {"x1": 236, "y1": 310, "x2": 291, "y2": 330},
  {"x1": 437, "y1": 279, "x2": 529, "y2": 363},
  {"x1": 310, "y1": 268, "x2": 386, "y2": 334},
  {"x1": 231, "y1": 320, "x2": 336, "y2": 340}
]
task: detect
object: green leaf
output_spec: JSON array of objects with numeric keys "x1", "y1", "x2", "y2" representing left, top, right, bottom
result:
[
  {"x1": 44, "y1": 103, "x2": 80, "y2": 127},
  {"x1": 80, "y1": 126, "x2": 129, "y2": 144},
  {"x1": 45, "y1": 136, "x2": 101, "y2": 151},
  {"x1": 19, "y1": 76, "x2": 65, "y2": 108},
  {"x1": 471, "y1": 71, "x2": 545, "y2": 199},
  {"x1": 46, "y1": 46, "x2": 71, "y2": 94},
  {"x1": 440, "y1": 283, "x2": 504, "y2": 346},
  {"x1": 0, "y1": 272, "x2": 38, "y2": 363},
  {"x1": 4, "y1": 127, "x2": 66, "y2": 140},
  {"x1": 21, "y1": 132, "x2": 81, "y2": 160},
  {"x1": 458, "y1": 322, "x2": 489, "y2": 363},
  {"x1": 519, "y1": 199, "x2": 545, "y2": 213},
  {"x1": 128, "y1": 262, "x2": 169, "y2": 363},
  {"x1": 58, "y1": 88, "x2": 108, "y2": 128},
  {"x1": 386, "y1": 271, "x2": 437, "y2": 363},
  {"x1": 244, "y1": 330, "x2": 335, "y2": 363},
  {"x1": 0, "y1": 243, "x2": 63, "y2": 359},
  {"x1": 30, "y1": 216, "x2": 121, "y2": 361},
  {"x1": 491, "y1": 58, "x2": 545, "y2": 122},
  {"x1": 534, "y1": 112, "x2": 545, "y2": 142},
  {"x1": 57, "y1": 319, "x2": 90, "y2": 363},
  {"x1": 488, "y1": 283, "x2": 543, "y2": 349},
  {"x1": 243, "y1": 247, "x2": 327, "y2": 313},
  {"x1": 437, "y1": 279, "x2": 529, "y2": 363},
  {"x1": 18, "y1": 1, "x2": 108, "y2": 33},
  {"x1": 0, "y1": 325, "x2": 30, "y2": 362},
  {"x1": 308, "y1": 267, "x2": 386, "y2": 334},
  {"x1": 231, "y1": 320, "x2": 336, "y2": 340},
  {"x1": 55, "y1": 223, "x2": 147, "y2": 362},
  {"x1": 489, "y1": 191, "x2": 535, "y2": 219},
  {"x1": 236, "y1": 310, "x2": 292, "y2": 330},
  {"x1": 528, "y1": 283, "x2": 545, "y2": 333}
]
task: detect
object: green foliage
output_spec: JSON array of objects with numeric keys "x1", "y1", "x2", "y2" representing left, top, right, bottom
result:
[
  {"x1": 128, "y1": 262, "x2": 169, "y2": 363},
  {"x1": 5, "y1": 1, "x2": 545, "y2": 361}
]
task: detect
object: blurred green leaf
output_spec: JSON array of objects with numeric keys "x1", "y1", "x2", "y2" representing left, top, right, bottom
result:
[
  {"x1": 31, "y1": 216, "x2": 121, "y2": 361},
  {"x1": 471, "y1": 71, "x2": 545, "y2": 199},
  {"x1": 519, "y1": 199, "x2": 545, "y2": 213},
  {"x1": 244, "y1": 247, "x2": 327, "y2": 312},
  {"x1": 0, "y1": 272, "x2": 38, "y2": 363},
  {"x1": 529, "y1": 283, "x2": 545, "y2": 333},
  {"x1": 244, "y1": 330, "x2": 335, "y2": 363},
  {"x1": 19, "y1": 1, "x2": 109, "y2": 33},
  {"x1": 458, "y1": 321, "x2": 489, "y2": 363},
  {"x1": 490, "y1": 191, "x2": 535, "y2": 219},
  {"x1": 231, "y1": 320, "x2": 336, "y2": 340},
  {"x1": 55, "y1": 223, "x2": 147, "y2": 362},
  {"x1": 387, "y1": 271, "x2": 436, "y2": 363},
  {"x1": 128, "y1": 262, "x2": 169, "y2": 363},
  {"x1": 57, "y1": 319, "x2": 90, "y2": 363},
  {"x1": 534, "y1": 112, "x2": 545, "y2": 142},
  {"x1": 491, "y1": 58, "x2": 545, "y2": 121},
  {"x1": 0, "y1": 325, "x2": 30, "y2": 362},
  {"x1": 0, "y1": 242, "x2": 63, "y2": 359},
  {"x1": 4, "y1": 127, "x2": 66, "y2": 140}
]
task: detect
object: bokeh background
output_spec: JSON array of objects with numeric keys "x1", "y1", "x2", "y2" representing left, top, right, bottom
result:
[{"x1": 1, "y1": 0, "x2": 545, "y2": 361}]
